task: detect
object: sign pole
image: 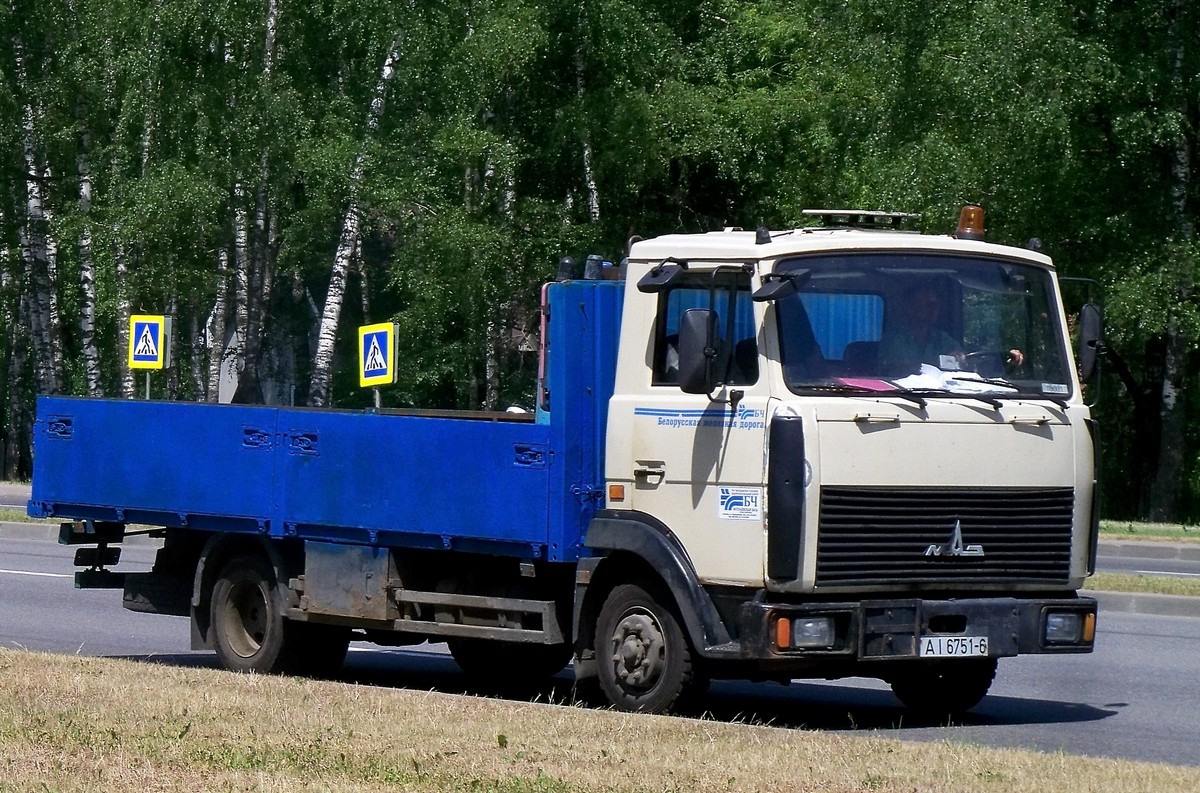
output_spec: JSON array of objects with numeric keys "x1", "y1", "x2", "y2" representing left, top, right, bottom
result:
[{"x1": 128, "y1": 314, "x2": 173, "y2": 399}]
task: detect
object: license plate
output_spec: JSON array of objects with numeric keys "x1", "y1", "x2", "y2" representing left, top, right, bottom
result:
[{"x1": 918, "y1": 635, "x2": 988, "y2": 658}]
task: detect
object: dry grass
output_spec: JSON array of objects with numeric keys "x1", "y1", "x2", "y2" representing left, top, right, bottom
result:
[{"x1": 0, "y1": 649, "x2": 1196, "y2": 792}]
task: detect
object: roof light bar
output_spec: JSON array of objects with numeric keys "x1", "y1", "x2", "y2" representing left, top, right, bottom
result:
[{"x1": 801, "y1": 209, "x2": 921, "y2": 230}]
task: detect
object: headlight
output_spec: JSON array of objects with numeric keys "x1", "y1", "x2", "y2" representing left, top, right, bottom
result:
[
  {"x1": 773, "y1": 614, "x2": 840, "y2": 651},
  {"x1": 1044, "y1": 612, "x2": 1082, "y2": 644},
  {"x1": 793, "y1": 617, "x2": 834, "y2": 648}
]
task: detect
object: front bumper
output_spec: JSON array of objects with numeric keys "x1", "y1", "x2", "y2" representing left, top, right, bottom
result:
[{"x1": 738, "y1": 596, "x2": 1097, "y2": 661}]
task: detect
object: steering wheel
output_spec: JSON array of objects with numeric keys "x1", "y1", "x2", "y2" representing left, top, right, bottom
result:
[{"x1": 963, "y1": 350, "x2": 1007, "y2": 377}]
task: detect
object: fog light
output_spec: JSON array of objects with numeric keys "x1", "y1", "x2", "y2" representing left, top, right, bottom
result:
[
  {"x1": 792, "y1": 617, "x2": 835, "y2": 648},
  {"x1": 1044, "y1": 612, "x2": 1082, "y2": 644}
]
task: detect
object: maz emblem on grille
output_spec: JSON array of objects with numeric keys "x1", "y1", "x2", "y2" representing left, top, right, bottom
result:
[{"x1": 924, "y1": 520, "x2": 985, "y2": 558}]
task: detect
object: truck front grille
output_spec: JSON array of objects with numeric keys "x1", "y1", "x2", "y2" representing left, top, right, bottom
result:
[{"x1": 815, "y1": 487, "x2": 1075, "y2": 587}]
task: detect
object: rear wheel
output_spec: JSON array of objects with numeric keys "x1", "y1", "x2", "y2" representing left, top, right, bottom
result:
[
  {"x1": 210, "y1": 554, "x2": 287, "y2": 673},
  {"x1": 595, "y1": 583, "x2": 695, "y2": 714},
  {"x1": 889, "y1": 658, "x2": 998, "y2": 717},
  {"x1": 210, "y1": 553, "x2": 350, "y2": 677}
]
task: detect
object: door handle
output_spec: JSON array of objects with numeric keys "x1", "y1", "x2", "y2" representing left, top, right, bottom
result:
[
  {"x1": 634, "y1": 463, "x2": 665, "y2": 482},
  {"x1": 1008, "y1": 415, "x2": 1050, "y2": 426},
  {"x1": 853, "y1": 412, "x2": 901, "y2": 424}
]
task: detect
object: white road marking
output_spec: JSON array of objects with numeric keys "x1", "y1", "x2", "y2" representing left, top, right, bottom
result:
[
  {"x1": 0, "y1": 568, "x2": 71, "y2": 579},
  {"x1": 1135, "y1": 569, "x2": 1200, "y2": 578}
]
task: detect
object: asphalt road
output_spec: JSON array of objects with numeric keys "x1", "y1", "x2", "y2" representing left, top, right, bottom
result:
[
  {"x1": 2, "y1": 532, "x2": 1199, "y2": 768},
  {"x1": 1099, "y1": 539, "x2": 1200, "y2": 579}
]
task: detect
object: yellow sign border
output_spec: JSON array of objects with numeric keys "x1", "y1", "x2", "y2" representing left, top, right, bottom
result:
[
  {"x1": 358, "y1": 322, "x2": 398, "y2": 387},
  {"x1": 128, "y1": 315, "x2": 169, "y2": 370}
]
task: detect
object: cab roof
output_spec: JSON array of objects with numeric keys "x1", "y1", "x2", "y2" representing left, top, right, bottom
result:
[{"x1": 627, "y1": 225, "x2": 1054, "y2": 270}]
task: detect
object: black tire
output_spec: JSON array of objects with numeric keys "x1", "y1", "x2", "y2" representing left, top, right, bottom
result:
[
  {"x1": 889, "y1": 658, "x2": 998, "y2": 717},
  {"x1": 210, "y1": 553, "x2": 351, "y2": 677},
  {"x1": 210, "y1": 554, "x2": 289, "y2": 673},
  {"x1": 448, "y1": 638, "x2": 572, "y2": 683},
  {"x1": 448, "y1": 638, "x2": 573, "y2": 681},
  {"x1": 287, "y1": 622, "x2": 351, "y2": 678},
  {"x1": 595, "y1": 583, "x2": 695, "y2": 714}
]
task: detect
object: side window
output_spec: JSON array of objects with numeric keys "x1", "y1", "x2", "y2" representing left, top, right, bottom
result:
[{"x1": 652, "y1": 275, "x2": 758, "y2": 386}]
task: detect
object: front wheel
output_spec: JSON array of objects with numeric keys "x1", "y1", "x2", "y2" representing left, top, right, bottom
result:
[
  {"x1": 888, "y1": 658, "x2": 998, "y2": 717},
  {"x1": 595, "y1": 583, "x2": 696, "y2": 714}
]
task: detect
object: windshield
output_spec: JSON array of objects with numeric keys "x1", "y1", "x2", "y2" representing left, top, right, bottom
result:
[{"x1": 775, "y1": 252, "x2": 1073, "y2": 399}]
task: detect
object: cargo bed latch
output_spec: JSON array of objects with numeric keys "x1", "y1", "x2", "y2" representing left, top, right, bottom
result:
[{"x1": 571, "y1": 484, "x2": 605, "y2": 504}]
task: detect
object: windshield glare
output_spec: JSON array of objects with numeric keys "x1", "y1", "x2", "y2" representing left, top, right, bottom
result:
[{"x1": 775, "y1": 253, "x2": 1073, "y2": 399}]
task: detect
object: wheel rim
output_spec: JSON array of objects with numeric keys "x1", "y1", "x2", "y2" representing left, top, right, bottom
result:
[
  {"x1": 608, "y1": 608, "x2": 666, "y2": 691},
  {"x1": 221, "y1": 577, "x2": 269, "y2": 659}
]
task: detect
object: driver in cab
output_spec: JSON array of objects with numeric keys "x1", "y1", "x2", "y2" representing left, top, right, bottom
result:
[
  {"x1": 880, "y1": 283, "x2": 964, "y2": 375},
  {"x1": 880, "y1": 283, "x2": 1024, "y2": 377}
]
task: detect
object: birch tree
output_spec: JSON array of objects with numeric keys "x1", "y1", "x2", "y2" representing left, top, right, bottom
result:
[
  {"x1": 308, "y1": 34, "x2": 402, "y2": 407},
  {"x1": 76, "y1": 120, "x2": 102, "y2": 396},
  {"x1": 13, "y1": 34, "x2": 62, "y2": 395}
]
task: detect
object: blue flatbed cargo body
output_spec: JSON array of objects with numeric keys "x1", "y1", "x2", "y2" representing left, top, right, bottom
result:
[{"x1": 29, "y1": 280, "x2": 623, "y2": 563}]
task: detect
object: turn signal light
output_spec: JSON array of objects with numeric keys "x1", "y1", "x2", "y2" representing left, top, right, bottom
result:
[
  {"x1": 1083, "y1": 612, "x2": 1096, "y2": 643},
  {"x1": 774, "y1": 617, "x2": 791, "y2": 650},
  {"x1": 956, "y1": 204, "x2": 986, "y2": 240}
]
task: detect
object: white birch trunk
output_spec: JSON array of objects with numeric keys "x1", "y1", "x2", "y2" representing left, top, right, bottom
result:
[
  {"x1": 77, "y1": 125, "x2": 103, "y2": 396},
  {"x1": 233, "y1": 0, "x2": 281, "y2": 403},
  {"x1": 50, "y1": 1, "x2": 102, "y2": 426},
  {"x1": 5, "y1": 294, "x2": 32, "y2": 478},
  {"x1": 206, "y1": 246, "x2": 232, "y2": 402},
  {"x1": 233, "y1": 189, "x2": 250, "y2": 377},
  {"x1": 43, "y1": 169, "x2": 64, "y2": 382},
  {"x1": 13, "y1": 34, "x2": 60, "y2": 394},
  {"x1": 575, "y1": 13, "x2": 601, "y2": 223},
  {"x1": 189, "y1": 314, "x2": 205, "y2": 400},
  {"x1": 308, "y1": 164, "x2": 361, "y2": 407},
  {"x1": 114, "y1": 234, "x2": 135, "y2": 398},
  {"x1": 309, "y1": 35, "x2": 402, "y2": 407}
]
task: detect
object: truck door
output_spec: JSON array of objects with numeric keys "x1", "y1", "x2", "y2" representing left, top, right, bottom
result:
[{"x1": 618, "y1": 269, "x2": 771, "y2": 586}]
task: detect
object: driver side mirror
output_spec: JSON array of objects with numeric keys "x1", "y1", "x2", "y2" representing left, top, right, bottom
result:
[
  {"x1": 1077, "y1": 302, "x2": 1103, "y2": 382},
  {"x1": 677, "y1": 308, "x2": 720, "y2": 394}
]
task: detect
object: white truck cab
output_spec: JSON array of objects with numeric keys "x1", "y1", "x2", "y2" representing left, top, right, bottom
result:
[{"x1": 592, "y1": 208, "x2": 1097, "y2": 713}]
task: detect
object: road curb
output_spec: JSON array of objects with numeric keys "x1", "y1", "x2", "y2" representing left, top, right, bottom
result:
[
  {"x1": 0, "y1": 521, "x2": 160, "y2": 545},
  {"x1": 0, "y1": 521, "x2": 56, "y2": 540},
  {"x1": 1091, "y1": 590, "x2": 1200, "y2": 619},
  {"x1": 1098, "y1": 539, "x2": 1200, "y2": 563}
]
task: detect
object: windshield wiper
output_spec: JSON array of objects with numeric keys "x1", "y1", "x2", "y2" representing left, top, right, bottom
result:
[
  {"x1": 940, "y1": 376, "x2": 1071, "y2": 410},
  {"x1": 898, "y1": 388, "x2": 1002, "y2": 410},
  {"x1": 796, "y1": 383, "x2": 928, "y2": 409}
]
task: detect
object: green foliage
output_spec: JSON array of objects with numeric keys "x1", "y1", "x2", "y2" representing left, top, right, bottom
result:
[{"x1": 0, "y1": 0, "x2": 1198, "y2": 515}]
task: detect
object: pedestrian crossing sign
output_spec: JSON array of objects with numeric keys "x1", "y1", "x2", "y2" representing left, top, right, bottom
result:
[
  {"x1": 358, "y1": 323, "x2": 398, "y2": 387},
  {"x1": 128, "y1": 315, "x2": 172, "y2": 370}
]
